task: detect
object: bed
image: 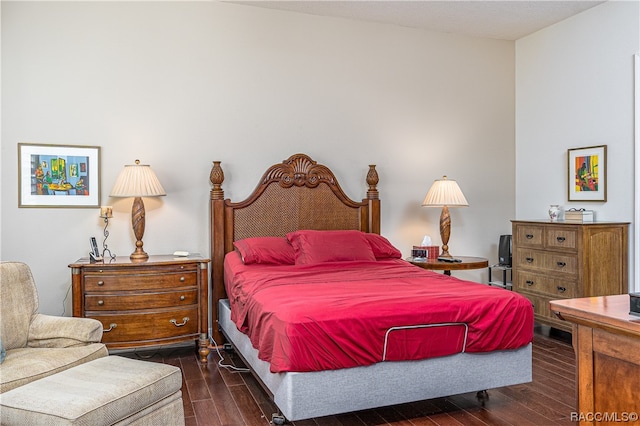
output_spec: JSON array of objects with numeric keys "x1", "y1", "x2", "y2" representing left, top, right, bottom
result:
[{"x1": 209, "y1": 153, "x2": 533, "y2": 421}]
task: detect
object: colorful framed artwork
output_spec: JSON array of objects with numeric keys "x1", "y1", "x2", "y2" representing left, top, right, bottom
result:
[
  {"x1": 18, "y1": 143, "x2": 101, "y2": 208},
  {"x1": 567, "y1": 145, "x2": 606, "y2": 202}
]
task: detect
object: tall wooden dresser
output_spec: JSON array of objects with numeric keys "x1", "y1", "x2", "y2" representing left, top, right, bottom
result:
[
  {"x1": 511, "y1": 220, "x2": 628, "y2": 332},
  {"x1": 70, "y1": 254, "x2": 210, "y2": 362}
]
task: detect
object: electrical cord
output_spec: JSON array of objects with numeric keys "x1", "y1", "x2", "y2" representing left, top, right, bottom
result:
[
  {"x1": 61, "y1": 283, "x2": 72, "y2": 316},
  {"x1": 208, "y1": 336, "x2": 250, "y2": 373}
]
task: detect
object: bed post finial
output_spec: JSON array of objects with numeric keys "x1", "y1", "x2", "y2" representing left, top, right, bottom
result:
[
  {"x1": 366, "y1": 165, "x2": 379, "y2": 200},
  {"x1": 210, "y1": 161, "x2": 224, "y2": 199}
]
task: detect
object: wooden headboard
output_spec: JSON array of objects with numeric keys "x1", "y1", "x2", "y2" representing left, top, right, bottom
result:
[{"x1": 209, "y1": 153, "x2": 380, "y2": 342}]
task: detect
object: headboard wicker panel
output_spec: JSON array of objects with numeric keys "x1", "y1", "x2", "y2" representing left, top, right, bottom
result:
[
  {"x1": 232, "y1": 184, "x2": 362, "y2": 239},
  {"x1": 209, "y1": 153, "x2": 380, "y2": 342}
]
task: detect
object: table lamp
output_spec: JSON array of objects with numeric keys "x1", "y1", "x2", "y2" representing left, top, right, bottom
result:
[
  {"x1": 110, "y1": 160, "x2": 166, "y2": 261},
  {"x1": 422, "y1": 176, "x2": 468, "y2": 257}
]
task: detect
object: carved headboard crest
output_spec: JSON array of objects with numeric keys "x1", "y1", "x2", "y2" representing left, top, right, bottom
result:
[{"x1": 263, "y1": 153, "x2": 334, "y2": 188}]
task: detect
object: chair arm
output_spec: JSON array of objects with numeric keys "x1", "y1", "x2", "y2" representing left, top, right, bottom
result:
[{"x1": 27, "y1": 314, "x2": 104, "y2": 348}]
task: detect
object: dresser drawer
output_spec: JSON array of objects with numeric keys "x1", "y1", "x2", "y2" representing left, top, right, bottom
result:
[
  {"x1": 514, "y1": 248, "x2": 578, "y2": 275},
  {"x1": 545, "y1": 228, "x2": 577, "y2": 252},
  {"x1": 520, "y1": 292, "x2": 569, "y2": 332},
  {"x1": 84, "y1": 270, "x2": 197, "y2": 291},
  {"x1": 92, "y1": 307, "x2": 199, "y2": 343},
  {"x1": 85, "y1": 289, "x2": 198, "y2": 311},
  {"x1": 515, "y1": 271, "x2": 577, "y2": 298},
  {"x1": 514, "y1": 225, "x2": 544, "y2": 248}
]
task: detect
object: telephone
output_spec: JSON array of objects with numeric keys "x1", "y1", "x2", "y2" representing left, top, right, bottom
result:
[{"x1": 89, "y1": 237, "x2": 103, "y2": 262}]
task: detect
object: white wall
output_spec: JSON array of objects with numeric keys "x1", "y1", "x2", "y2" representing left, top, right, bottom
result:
[
  {"x1": 1, "y1": 1, "x2": 516, "y2": 315},
  {"x1": 515, "y1": 0, "x2": 640, "y2": 291}
]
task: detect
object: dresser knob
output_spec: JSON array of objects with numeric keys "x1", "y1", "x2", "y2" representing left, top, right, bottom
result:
[
  {"x1": 557, "y1": 262, "x2": 566, "y2": 268},
  {"x1": 103, "y1": 323, "x2": 117, "y2": 332},
  {"x1": 526, "y1": 234, "x2": 534, "y2": 239},
  {"x1": 557, "y1": 236, "x2": 566, "y2": 242},
  {"x1": 180, "y1": 295, "x2": 185, "y2": 301},
  {"x1": 526, "y1": 280, "x2": 534, "y2": 286},
  {"x1": 98, "y1": 300, "x2": 104, "y2": 306},
  {"x1": 170, "y1": 317, "x2": 189, "y2": 327},
  {"x1": 526, "y1": 257, "x2": 534, "y2": 263},
  {"x1": 97, "y1": 281, "x2": 104, "y2": 286},
  {"x1": 179, "y1": 276, "x2": 185, "y2": 282},
  {"x1": 557, "y1": 286, "x2": 567, "y2": 293}
]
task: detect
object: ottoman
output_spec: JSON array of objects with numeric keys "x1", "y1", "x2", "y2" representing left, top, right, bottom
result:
[{"x1": 0, "y1": 356, "x2": 184, "y2": 426}]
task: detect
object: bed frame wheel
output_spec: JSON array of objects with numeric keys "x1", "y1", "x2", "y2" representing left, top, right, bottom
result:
[
  {"x1": 271, "y1": 413, "x2": 286, "y2": 425},
  {"x1": 476, "y1": 389, "x2": 489, "y2": 406}
]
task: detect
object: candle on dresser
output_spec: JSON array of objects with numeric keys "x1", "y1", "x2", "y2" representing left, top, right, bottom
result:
[{"x1": 100, "y1": 206, "x2": 113, "y2": 218}]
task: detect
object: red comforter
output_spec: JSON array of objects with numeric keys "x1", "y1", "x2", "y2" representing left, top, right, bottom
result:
[{"x1": 224, "y1": 252, "x2": 534, "y2": 373}]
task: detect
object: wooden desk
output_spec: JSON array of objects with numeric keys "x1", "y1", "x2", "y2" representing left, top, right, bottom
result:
[
  {"x1": 406, "y1": 256, "x2": 489, "y2": 276},
  {"x1": 550, "y1": 295, "x2": 640, "y2": 425}
]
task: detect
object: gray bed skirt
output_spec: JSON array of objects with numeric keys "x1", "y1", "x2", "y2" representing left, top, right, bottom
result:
[{"x1": 218, "y1": 299, "x2": 532, "y2": 421}]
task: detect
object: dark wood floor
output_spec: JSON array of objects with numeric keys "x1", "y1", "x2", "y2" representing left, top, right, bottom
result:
[{"x1": 122, "y1": 330, "x2": 576, "y2": 425}]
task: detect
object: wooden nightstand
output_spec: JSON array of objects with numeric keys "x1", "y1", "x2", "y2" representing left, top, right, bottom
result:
[
  {"x1": 69, "y1": 254, "x2": 210, "y2": 362},
  {"x1": 407, "y1": 256, "x2": 489, "y2": 276}
]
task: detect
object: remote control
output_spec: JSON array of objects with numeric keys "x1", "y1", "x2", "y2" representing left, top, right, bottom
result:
[{"x1": 437, "y1": 257, "x2": 462, "y2": 263}]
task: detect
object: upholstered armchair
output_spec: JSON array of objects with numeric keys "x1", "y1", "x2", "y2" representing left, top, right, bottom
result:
[{"x1": 0, "y1": 261, "x2": 108, "y2": 393}]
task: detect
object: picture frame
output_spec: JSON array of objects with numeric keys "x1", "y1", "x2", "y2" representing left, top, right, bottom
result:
[
  {"x1": 18, "y1": 143, "x2": 101, "y2": 208},
  {"x1": 567, "y1": 145, "x2": 606, "y2": 202}
]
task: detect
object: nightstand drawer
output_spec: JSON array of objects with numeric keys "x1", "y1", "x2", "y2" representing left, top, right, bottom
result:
[
  {"x1": 515, "y1": 248, "x2": 578, "y2": 275},
  {"x1": 85, "y1": 289, "x2": 198, "y2": 311},
  {"x1": 515, "y1": 271, "x2": 576, "y2": 298},
  {"x1": 84, "y1": 271, "x2": 197, "y2": 291},
  {"x1": 92, "y1": 307, "x2": 199, "y2": 343}
]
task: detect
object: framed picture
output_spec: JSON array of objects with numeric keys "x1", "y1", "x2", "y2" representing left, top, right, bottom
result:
[
  {"x1": 567, "y1": 145, "x2": 606, "y2": 202},
  {"x1": 18, "y1": 143, "x2": 101, "y2": 208}
]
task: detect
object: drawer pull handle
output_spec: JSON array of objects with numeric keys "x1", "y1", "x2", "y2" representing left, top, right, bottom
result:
[
  {"x1": 179, "y1": 276, "x2": 185, "y2": 282},
  {"x1": 97, "y1": 281, "x2": 105, "y2": 286},
  {"x1": 526, "y1": 280, "x2": 534, "y2": 286},
  {"x1": 180, "y1": 295, "x2": 186, "y2": 301},
  {"x1": 557, "y1": 286, "x2": 567, "y2": 293},
  {"x1": 557, "y1": 262, "x2": 566, "y2": 268},
  {"x1": 556, "y1": 236, "x2": 566, "y2": 242},
  {"x1": 170, "y1": 317, "x2": 189, "y2": 327},
  {"x1": 526, "y1": 234, "x2": 534, "y2": 239},
  {"x1": 103, "y1": 323, "x2": 117, "y2": 332},
  {"x1": 98, "y1": 300, "x2": 104, "y2": 306},
  {"x1": 526, "y1": 257, "x2": 534, "y2": 263}
]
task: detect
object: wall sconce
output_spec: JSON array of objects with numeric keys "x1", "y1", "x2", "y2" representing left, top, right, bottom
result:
[
  {"x1": 422, "y1": 176, "x2": 468, "y2": 257},
  {"x1": 109, "y1": 160, "x2": 166, "y2": 261}
]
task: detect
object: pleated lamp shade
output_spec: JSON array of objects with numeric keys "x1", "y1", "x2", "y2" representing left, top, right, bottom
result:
[
  {"x1": 422, "y1": 176, "x2": 468, "y2": 207},
  {"x1": 110, "y1": 160, "x2": 166, "y2": 198}
]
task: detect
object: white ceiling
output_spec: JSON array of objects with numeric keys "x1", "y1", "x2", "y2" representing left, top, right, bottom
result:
[{"x1": 230, "y1": 1, "x2": 607, "y2": 40}]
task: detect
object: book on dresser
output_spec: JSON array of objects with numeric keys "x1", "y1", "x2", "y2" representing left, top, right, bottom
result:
[
  {"x1": 69, "y1": 254, "x2": 211, "y2": 362},
  {"x1": 511, "y1": 220, "x2": 629, "y2": 332}
]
